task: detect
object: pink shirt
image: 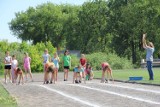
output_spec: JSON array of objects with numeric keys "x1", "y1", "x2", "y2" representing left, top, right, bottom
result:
[
  {"x1": 24, "y1": 57, "x2": 31, "y2": 68},
  {"x1": 101, "y1": 62, "x2": 109, "y2": 69}
]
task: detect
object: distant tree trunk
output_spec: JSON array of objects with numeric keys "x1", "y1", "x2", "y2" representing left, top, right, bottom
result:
[{"x1": 131, "y1": 38, "x2": 136, "y2": 64}]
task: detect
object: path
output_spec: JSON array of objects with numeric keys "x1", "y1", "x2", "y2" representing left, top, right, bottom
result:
[{"x1": 1, "y1": 72, "x2": 160, "y2": 107}]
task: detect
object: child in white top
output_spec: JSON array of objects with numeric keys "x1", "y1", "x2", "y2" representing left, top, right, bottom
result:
[
  {"x1": 4, "y1": 51, "x2": 12, "y2": 84},
  {"x1": 11, "y1": 55, "x2": 18, "y2": 83}
]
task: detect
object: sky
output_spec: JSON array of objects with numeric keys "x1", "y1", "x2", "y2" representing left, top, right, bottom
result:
[{"x1": 0, "y1": 0, "x2": 86, "y2": 43}]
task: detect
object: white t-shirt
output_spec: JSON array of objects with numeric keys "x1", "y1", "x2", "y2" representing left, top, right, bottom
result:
[
  {"x1": 5, "y1": 56, "x2": 12, "y2": 65},
  {"x1": 12, "y1": 59, "x2": 18, "y2": 69},
  {"x1": 42, "y1": 54, "x2": 50, "y2": 64}
]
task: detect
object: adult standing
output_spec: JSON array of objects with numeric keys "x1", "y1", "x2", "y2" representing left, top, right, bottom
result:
[
  {"x1": 62, "y1": 50, "x2": 71, "y2": 81},
  {"x1": 4, "y1": 51, "x2": 12, "y2": 83},
  {"x1": 142, "y1": 33, "x2": 155, "y2": 80}
]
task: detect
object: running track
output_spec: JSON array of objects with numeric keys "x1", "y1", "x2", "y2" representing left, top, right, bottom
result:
[{"x1": 1, "y1": 73, "x2": 160, "y2": 107}]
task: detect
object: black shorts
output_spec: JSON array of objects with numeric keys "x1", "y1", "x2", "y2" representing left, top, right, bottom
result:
[
  {"x1": 64, "y1": 66, "x2": 70, "y2": 69},
  {"x1": 4, "y1": 65, "x2": 11, "y2": 69},
  {"x1": 47, "y1": 65, "x2": 54, "y2": 73}
]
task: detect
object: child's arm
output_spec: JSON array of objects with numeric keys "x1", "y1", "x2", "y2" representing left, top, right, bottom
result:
[{"x1": 58, "y1": 56, "x2": 60, "y2": 62}]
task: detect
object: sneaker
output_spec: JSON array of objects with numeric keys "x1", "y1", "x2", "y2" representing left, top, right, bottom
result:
[
  {"x1": 50, "y1": 81, "x2": 53, "y2": 84},
  {"x1": 75, "y1": 80, "x2": 79, "y2": 83},
  {"x1": 79, "y1": 80, "x2": 81, "y2": 83},
  {"x1": 5, "y1": 80, "x2": 7, "y2": 84},
  {"x1": 46, "y1": 81, "x2": 49, "y2": 84}
]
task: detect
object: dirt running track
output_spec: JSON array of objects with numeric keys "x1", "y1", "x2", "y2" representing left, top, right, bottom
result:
[{"x1": 1, "y1": 72, "x2": 160, "y2": 107}]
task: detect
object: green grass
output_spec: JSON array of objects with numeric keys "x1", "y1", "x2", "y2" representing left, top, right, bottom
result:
[
  {"x1": 0, "y1": 83, "x2": 17, "y2": 107},
  {"x1": 94, "y1": 68, "x2": 160, "y2": 84}
]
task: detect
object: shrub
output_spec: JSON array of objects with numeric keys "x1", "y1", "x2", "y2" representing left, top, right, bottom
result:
[{"x1": 86, "y1": 52, "x2": 133, "y2": 70}]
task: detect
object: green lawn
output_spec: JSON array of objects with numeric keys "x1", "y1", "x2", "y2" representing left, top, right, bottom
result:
[
  {"x1": 0, "y1": 82, "x2": 17, "y2": 107},
  {"x1": 94, "y1": 68, "x2": 160, "y2": 84}
]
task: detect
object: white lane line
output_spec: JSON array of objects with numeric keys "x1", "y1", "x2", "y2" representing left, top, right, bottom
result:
[
  {"x1": 69, "y1": 84, "x2": 160, "y2": 105},
  {"x1": 37, "y1": 85, "x2": 100, "y2": 107},
  {"x1": 94, "y1": 83, "x2": 160, "y2": 94}
]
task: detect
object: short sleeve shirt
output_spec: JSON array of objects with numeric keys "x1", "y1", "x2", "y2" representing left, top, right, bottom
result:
[{"x1": 63, "y1": 55, "x2": 71, "y2": 66}]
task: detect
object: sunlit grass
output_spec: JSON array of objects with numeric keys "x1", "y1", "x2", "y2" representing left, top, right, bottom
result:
[{"x1": 0, "y1": 83, "x2": 17, "y2": 107}]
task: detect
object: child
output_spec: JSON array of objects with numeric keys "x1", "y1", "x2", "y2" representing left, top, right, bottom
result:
[
  {"x1": 80, "y1": 54, "x2": 87, "y2": 68},
  {"x1": 15, "y1": 67, "x2": 24, "y2": 85},
  {"x1": 23, "y1": 52, "x2": 33, "y2": 82},
  {"x1": 42, "y1": 49, "x2": 51, "y2": 72},
  {"x1": 85, "y1": 63, "x2": 94, "y2": 80},
  {"x1": 4, "y1": 51, "x2": 12, "y2": 84},
  {"x1": 43, "y1": 62, "x2": 56, "y2": 84},
  {"x1": 62, "y1": 50, "x2": 71, "y2": 81},
  {"x1": 51, "y1": 52, "x2": 60, "y2": 82},
  {"x1": 11, "y1": 55, "x2": 18, "y2": 83},
  {"x1": 73, "y1": 65, "x2": 85, "y2": 84},
  {"x1": 101, "y1": 62, "x2": 114, "y2": 83}
]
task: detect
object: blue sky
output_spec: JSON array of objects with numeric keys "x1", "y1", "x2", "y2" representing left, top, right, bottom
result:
[{"x1": 0, "y1": 0, "x2": 86, "y2": 43}]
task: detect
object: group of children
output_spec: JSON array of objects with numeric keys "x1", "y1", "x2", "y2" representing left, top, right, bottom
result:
[
  {"x1": 4, "y1": 49, "x2": 114, "y2": 85},
  {"x1": 4, "y1": 51, "x2": 33, "y2": 85}
]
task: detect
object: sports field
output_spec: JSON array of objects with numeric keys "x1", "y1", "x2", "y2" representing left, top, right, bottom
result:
[
  {"x1": 94, "y1": 68, "x2": 160, "y2": 84},
  {"x1": 0, "y1": 72, "x2": 160, "y2": 107}
]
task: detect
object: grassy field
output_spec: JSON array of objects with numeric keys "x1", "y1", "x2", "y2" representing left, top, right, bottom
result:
[
  {"x1": 94, "y1": 68, "x2": 160, "y2": 84},
  {"x1": 0, "y1": 83, "x2": 17, "y2": 107}
]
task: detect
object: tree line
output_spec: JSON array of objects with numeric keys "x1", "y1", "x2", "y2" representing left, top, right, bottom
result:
[{"x1": 9, "y1": 0, "x2": 160, "y2": 65}]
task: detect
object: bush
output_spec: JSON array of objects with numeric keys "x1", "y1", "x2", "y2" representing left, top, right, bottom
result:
[
  {"x1": 0, "y1": 41, "x2": 56, "y2": 73},
  {"x1": 86, "y1": 52, "x2": 133, "y2": 70}
]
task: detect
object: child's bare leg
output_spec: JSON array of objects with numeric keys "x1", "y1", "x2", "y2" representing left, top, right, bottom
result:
[
  {"x1": 101, "y1": 71, "x2": 105, "y2": 83},
  {"x1": 55, "y1": 68, "x2": 58, "y2": 81},
  {"x1": 4, "y1": 69, "x2": 7, "y2": 83},
  {"x1": 24, "y1": 69, "x2": 28, "y2": 82},
  {"x1": 66, "y1": 69, "x2": 69, "y2": 80},
  {"x1": 106, "y1": 71, "x2": 110, "y2": 83},
  {"x1": 21, "y1": 74, "x2": 24, "y2": 84},
  {"x1": 73, "y1": 72, "x2": 76, "y2": 83},
  {"x1": 43, "y1": 72, "x2": 48, "y2": 84},
  {"x1": 109, "y1": 72, "x2": 114, "y2": 83},
  {"x1": 51, "y1": 72, "x2": 55, "y2": 84},
  {"x1": 18, "y1": 75, "x2": 21, "y2": 84},
  {"x1": 8, "y1": 70, "x2": 12, "y2": 82},
  {"x1": 28, "y1": 69, "x2": 33, "y2": 81},
  {"x1": 64, "y1": 69, "x2": 66, "y2": 80},
  {"x1": 82, "y1": 72, "x2": 86, "y2": 84}
]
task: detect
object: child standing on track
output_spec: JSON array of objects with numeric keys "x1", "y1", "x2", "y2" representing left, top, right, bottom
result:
[
  {"x1": 15, "y1": 67, "x2": 24, "y2": 85},
  {"x1": 51, "y1": 52, "x2": 60, "y2": 82},
  {"x1": 42, "y1": 49, "x2": 51, "y2": 72},
  {"x1": 101, "y1": 62, "x2": 114, "y2": 83},
  {"x1": 23, "y1": 52, "x2": 33, "y2": 82},
  {"x1": 4, "y1": 51, "x2": 12, "y2": 84},
  {"x1": 11, "y1": 55, "x2": 18, "y2": 83},
  {"x1": 62, "y1": 50, "x2": 71, "y2": 81}
]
